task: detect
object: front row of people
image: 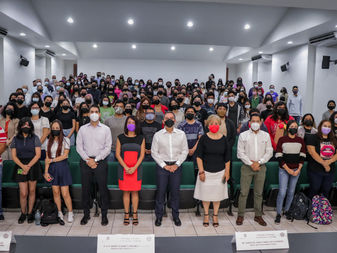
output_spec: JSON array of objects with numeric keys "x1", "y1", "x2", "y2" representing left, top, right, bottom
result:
[{"x1": 1, "y1": 105, "x2": 337, "y2": 228}]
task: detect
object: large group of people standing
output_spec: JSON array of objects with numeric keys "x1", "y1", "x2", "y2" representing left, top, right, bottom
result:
[{"x1": 0, "y1": 72, "x2": 337, "y2": 229}]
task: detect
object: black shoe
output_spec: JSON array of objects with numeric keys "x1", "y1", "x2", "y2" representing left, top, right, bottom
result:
[
  {"x1": 284, "y1": 211, "x2": 292, "y2": 220},
  {"x1": 58, "y1": 218, "x2": 65, "y2": 226},
  {"x1": 0, "y1": 214, "x2": 4, "y2": 221},
  {"x1": 275, "y1": 214, "x2": 281, "y2": 224},
  {"x1": 27, "y1": 213, "x2": 35, "y2": 224},
  {"x1": 155, "y1": 218, "x2": 162, "y2": 227},
  {"x1": 173, "y1": 217, "x2": 182, "y2": 227},
  {"x1": 80, "y1": 215, "x2": 91, "y2": 225},
  {"x1": 101, "y1": 215, "x2": 108, "y2": 226},
  {"x1": 18, "y1": 213, "x2": 26, "y2": 224}
]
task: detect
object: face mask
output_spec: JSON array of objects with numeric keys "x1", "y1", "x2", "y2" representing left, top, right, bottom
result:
[
  {"x1": 86, "y1": 110, "x2": 97, "y2": 121},
  {"x1": 17, "y1": 99, "x2": 24, "y2": 105},
  {"x1": 142, "y1": 104, "x2": 149, "y2": 110},
  {"x1": 164, "y1": 119, "x2": 175, "y2": 128},
  {"x1": 62, "y1": 105, "x2": 69, "y2": 111},
  {"x1": 186, "y1": 113, "x2": 195, "y2": 120},
  {"x1": 52, "y1": 130, "x2": 60, "y2": 136},
  {"x1": 228, "y1": 97, "x2": 235, "y2": 102},
  {"x1": 304, "y1": 120, "x2": 313, "y2": 127},
  {"x1": 293, "y1": 90, "x2": 298, "y2": 94},
  {"x1": 335, "y1": 118, "x2": 337, "y2": 124},
  {"x1": 245, "y1": 105, "x2": 250, "y2": 109},
  {"x1": 73, "y1": 88, "x2": 79, "y2": 92},
  {"x1": 288, "y1": 128, "x2": 298, "y2": 135},
  {"x1": 81, "y1": 93, "x2": 86, "y2": 97},
  {"x1": 170, "y1": 105, "x2": 178, "y2": 111},
  {"x1": 328, "y1": 105, "x2": 336, "y2": 110},
  {"x1": 81, "y1": 108, "x2": 89, "y2": 114},
  {"x1": 209, "y1": 124, "x2": 220, "y2": 133},
  {"x1": 23, "y1": 88, "x2": 28, "y2": 93},
  {"x1": 45, "y1": 101, "x2": 52, "y2": 107},
  {"x1": 21, "y1": 127, "x2": 31, "y2": 134},
  {"x1": 123, "y1": 97, "x2": 128, "y2": 102},
  {"x1": 125, "y1": 108, "x2": 133, "y2": 114},
  {"x1": 145, "y1": 113, "x2": 155, "y2": 121},
  {"x1": 32, "y1": 97, "x2": 39, "y2": 102},
  {"x1": 37, "y1": 82, "x2": 42, "y2": 86},
  {"x1": 266, "y1": 104, "x2": 272, "y2": 110},
  {"x1": 38, "y1": 89, "x2": 43, "y2": 93},
  {"x1": 270, "y1": 89, "x2": 275, "y2": 92},
  {"x1": 194, "y1": 101, "x2": 201, "y2": 107},
  {"x1": 277, "y1": 108, "x2": 286, "y2": 116},
  {"x1": 103, "y1": 101, "x2": 109, "y2": 106},
  {"x1": 135, "y1": 82, "x2": 139, "y2": 85},
  {"x1": 322, "y1": 127, "x2": 331, "y2": 135},
  {"x1": 132, "y1": 93, "x2": 137, "y2": 97},
  {"x1": 31, "y1": 109, "x2": 40, "y2": 116},
  {"x1": 157, "y1": 91, "x2": 163, "y2": 96},
  {"x1": 127, "y1": 124, "x2": 136, "y2": 132},
  {"x1": 66, "y1": 82, "x2": 71, "y2": 86},
  {"x1": 56, "y1": 86, "x2": 61, "y2": 91},
  {"x1": 85, "y1": 99, "x2": 92, "y2": 104},
  {"x1": 207, "y1": 99, "x2": 214, "y2": 104},
  {"x1": 177, "y1": 97, "x2": 184, "y2": 103},
  {"x1": 153, "y1": 100, "x2": 160, "y2": 105},
  {"x1": 251, "y1": 122, "x2": 260, "y2": 131},
  {"x1": 5, "y1": 109, "x2": 14, "y2": 116},
  {"x1": 115, "y1": 107, "x2": 124, "y2": 115}
]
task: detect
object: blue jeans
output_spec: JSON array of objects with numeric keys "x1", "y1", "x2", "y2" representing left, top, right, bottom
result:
[
  {"x1": 276, "y1": 167, "x2": 300, "y2": 215},
  {"x1": 0, "y1": 164, "x2": 2, "y2": 215}
]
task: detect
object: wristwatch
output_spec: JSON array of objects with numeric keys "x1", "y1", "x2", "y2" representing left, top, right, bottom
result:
[
  {"x1": 258, "y1": 160, "x2": 262, "y2": 165},
  {"x1": 94, "y1": 158, "x2": 99, "y2": 163}
]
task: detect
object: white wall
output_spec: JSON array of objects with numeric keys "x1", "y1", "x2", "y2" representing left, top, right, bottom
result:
[
  {"x1": 64, "y1": 60, "x2": 76, "y2": 78},
  {"x1": 51, "y1": 57, "x2": 65, "y2": 80},
  {"x1": 313, "y1": 47, "x2": 337, "y2": 121},
  {"x1": 78, "y1": 58, "x2": 226, "y2": 83},
  {"x1": 257, "y1": 61, "x2": 272, "y2": 85},
  {"x1": 35, "y1": 56, "x2": 46, "y2": 79},
  {"x1": 235, "y1": 61, "x2": 253, "y2": 87},
  {"x1": 3, "y1": 36, "x2": 35, "y2": 103}
]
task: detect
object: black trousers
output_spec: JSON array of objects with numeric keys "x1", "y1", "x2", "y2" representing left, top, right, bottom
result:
[
  {"x1": 155, "y1": 164, "x2": 182, "y2": 219},
  {"x1": 80, "y1": 159, "x2": 109, "y2": 216}
]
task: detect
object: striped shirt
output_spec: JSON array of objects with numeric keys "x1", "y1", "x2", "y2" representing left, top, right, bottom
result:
[
  {"x1": 275, "y1": 135, "x2": 306, "y2": 170},
  {"x1": 0, "y1": 126, "x2": 7, "y2": 164}
]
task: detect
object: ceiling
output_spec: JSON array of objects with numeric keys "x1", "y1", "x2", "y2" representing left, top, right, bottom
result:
[{"x1": 1, "y1": 0, "x2": 337, "y2": 63}]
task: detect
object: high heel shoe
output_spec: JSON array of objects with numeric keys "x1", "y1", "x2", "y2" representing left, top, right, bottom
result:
[
  {"x1": 124, "y1": 212, "x2": 130, "y2": 226},
  {"x1": 132, "y1": 212, "x2": 139, "y2": 226},
  {"x1": 212, "y1": 214, "x2": 219, "y2": 227},
  {"x1": 203, "y1": 214, "x2": 209, "y2": 227}
]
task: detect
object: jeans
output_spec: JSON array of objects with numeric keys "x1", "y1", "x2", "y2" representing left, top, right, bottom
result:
[
  {"x1": 0, "y1": 164, "x2": 2, "y2": 215},
  {"x1": 238, "y1": 164, "x2": 266, "y2": 217},
  {"x1": 276, "y1": 168, "x2": 300, "y2": 215},
  {"x1": 107, "y1": 151, "x2": 116, "y2": 162},
  {"x1": 308, "y1": 169, "x2": 334, "y2": 199}
]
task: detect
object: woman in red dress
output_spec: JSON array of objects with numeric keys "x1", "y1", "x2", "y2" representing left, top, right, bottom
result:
[{"x1": 116, "y1": 116, "x2": 145, "y2": 226}]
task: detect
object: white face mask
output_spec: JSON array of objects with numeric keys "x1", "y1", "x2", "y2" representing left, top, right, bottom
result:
[
  {"x1": 90, "y1": 113, "x2": 99, "y2": 122},
  {"x1": 37, "y1": 82, "x2": 42, "y2": 86},
  {"x1": 251, "y1": 122, "x2": 260, "y2": 131},
  {"x1": 334, "y1": 118, "x2": 337, "y2": 124},
  {"x1": 103, "y1": 101, "x2": 109, "y2": 106},
  {"x1": 245, "y1": 105, "x2": 251, "y2": 109},
  {"x1": 228, "y1": 97, "x2": 235, "y2": 102},
  {"x1": 207, "y1": 99, "x2": 214, "y2": 104}
]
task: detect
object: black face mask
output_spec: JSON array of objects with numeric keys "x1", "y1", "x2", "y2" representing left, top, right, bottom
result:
[
  {"x1": 277, "y1": 108, "x2": 286, "y2": 116},
  {"x1": 62, "y1": 105, "x2": 69, "y2": 110},
  {"x1": 194, "y1": 101, "x2": 201, "y2": 107},
  {"x1": 153, "y1": 100, "x2": 160, "y2": 105},
  {"x1": 167, "y1": 84, "x2": 171, "y2": 88},
  {"x1": 157, "y1": 91, "x2": 163, "y2": 96},
  {"x1": 38, "y1": 89, "x2": 43, "y2": 93},
  {"x1": 17, "y1": 99, "x2": 24, "y2": 105},
  {"x1": 81, "y1": 93, "x2": 86, "y2": 97},
  {"x1": 52, "y1": 130, "x2": 60, "y2": 136},
  {"x1": 142, "y1": 104, "x2": 149, "y2": 109},
  {"x1": 85, "y1": 99, "x2": 92, "y2": 104},
  {"x1": 5, "y1": 109, "x2": 14, "y2": 116},
  {"x1": 73, "y1": 88, "x2": 79, "y2": 92},
  {"x1": 123, "y1": 97, "x2": 128, "y2": 102},
  {"x1": 170, "y1": 105, "x2": 178, "y2": 111},
  {"x1": 304, "y1": 120, "x2": 313, "y2": 127},
  {"x1": 21, "y1": 127, "x2": 31, "y2": 134},
  {"x1": 164, "y1": 119, "x2": 174, "y2": 128},
  {"x1": 45, "y1": 102, "x2": 52, "y2": 107},
  {"x1": 132, "y1": 93, "x2": 137, "y2": 97},
  {"x1": 177, "y1": 97, "x2": 184, "y2": 103},
  {"x1": 266, "y1": 105, "x2": 272, "y2": 110},
  {"x1": 108, "y1": 88, "x2": 114, "y2": 92},
  {"x1": 125, "y1": 109, "x2": 133, "y2": 115},
  {"x1": 186, "y1": 113, "x2": 195, "y2": 120},
  {"x1": 81, "y1": 108, "x2": 89, "y2": 114},
  {"x1": 10, "y1": 99, "x2": 16, "y2": 103},
  {"x1": 328, "y1": 105, "x2": 336, "y2": 110},
  {"x1": 288, "y1": 128, "x2": 298, "y2": 135}
]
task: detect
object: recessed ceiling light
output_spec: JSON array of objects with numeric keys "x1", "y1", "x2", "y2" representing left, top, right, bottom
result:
[
  {"x1": 19, "y1": 32, "x2": 26, "y2": 37},
  {"x1": 187, "y1": 21, "x2": 194, "y2": 28},
  {"x1": 335, "y1": 25, "x2": 337, "y2": 28},
  {"x1": 171, "y1": 46, "x2": 176, "y2": 51},
  {"x1": 127, "y1": 18, "x2": 134, "y2": 25},
  {"x1": 287, "y1": 41, "x2": 293, "y2": 44},
  {"x1": 132, "y1": 44, "x2": 137, "y2": 49},
  {"x1": 62, "y1": 53, "x2": 66, "y2": 56},
  {"x1": 239, "y1": 58, "x2": 243, "y2": 61},
  {"x1": 244, "y1": 24, "x2": 251, "y2": 30},
  {"x1": 209, "y1": 47, "x2": 214, "y2": 52},
  {"x1": 67, "y1": 17, "x2": 74, "y2": 24},
  {"x1": 45, "y1": 45, "x2": 50, "y2": 48},
  {"x1": 92, "y1": 43, "x2": 98, "y2": 48},
  {"x1": 259, "y1": 51, "x2": 263, "y2": 54}
]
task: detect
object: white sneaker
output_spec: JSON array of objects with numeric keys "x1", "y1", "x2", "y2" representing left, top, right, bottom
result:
[
  {"x1": 67, "y1": 212, "x2": 74, "y2": 223},
  {"x1": 58, "y1": 211, "x2": 64, "y2": 221}
]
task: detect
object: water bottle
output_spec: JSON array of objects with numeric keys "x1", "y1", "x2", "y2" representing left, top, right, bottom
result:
[{"x1": 35, "y1": 210, "x2": 41, "y2": 225}]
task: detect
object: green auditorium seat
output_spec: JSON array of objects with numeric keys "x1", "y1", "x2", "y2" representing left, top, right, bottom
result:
[
  {"x1": 2, "y1": 160, "x2": 19, "y2": 208},
  {"x1": 296, "y1": 162, "x2": 309, "y2": 192},
  {"x1": 264, "y1": 162, "x2": 280, "y2": 207}
]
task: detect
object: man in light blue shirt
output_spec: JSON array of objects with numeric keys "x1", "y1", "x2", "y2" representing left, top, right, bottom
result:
[{"x1": 287, "y1": 86, "x2": 303, "y2": 124}]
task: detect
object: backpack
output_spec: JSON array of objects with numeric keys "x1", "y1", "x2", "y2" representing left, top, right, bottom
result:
[
  {"x1": 288, "y1": 192, "x2": 311, "y2": 221},
  {"x1": 310, "y1": 195, "x2": 333, "y2": 225},
  {"x1": 40, "y1": 199, "x2": 60, "y2": 226}
]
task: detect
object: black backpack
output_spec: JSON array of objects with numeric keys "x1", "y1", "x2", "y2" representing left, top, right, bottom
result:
[
  {"x1": 40, "y1": 199, "x2": 60, "y2": 226},
  {"x1": 288, "y1": 192, "x2": 311, "y2": 221}
]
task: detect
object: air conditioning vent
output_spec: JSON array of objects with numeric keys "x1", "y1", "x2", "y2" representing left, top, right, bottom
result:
[
  {"x1": 0, "y1": 27, "x2": 8, "y2": 37},
  {"x1": 251, "y1": 54, "x2": 272, "y2": 62},
  {"x1": 309, "y1": 32, "x2": 337, "y2": 46}
]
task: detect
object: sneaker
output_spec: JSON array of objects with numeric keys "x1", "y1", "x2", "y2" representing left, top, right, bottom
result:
[
  {"x1": 275, "y1": 214, "x2": 281, "y2": 224},
  {"x1": 67, "y1": 212, "x2": 74, "y2": 223},
  {"x1": 27, "y1": 213, "x2": 35, "y2": 224},
  {"x1": 284, "y1": 211, "x2": 292, "y2": 220},
  {"x1": 18, "y1": 213, "x2": 26, "y2": 224},
  {"x1": 58, "y1": 211, "x2": 64, "y2": 221}
]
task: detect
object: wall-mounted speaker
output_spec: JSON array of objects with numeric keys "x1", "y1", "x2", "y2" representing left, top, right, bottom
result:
[
  {"x1": 20, "y1": 55, "x2": 29, "y2": 67},
  {"x1": 280, "y1": 62, "x2": 289, "y2": 72},
  {"x1": 322, "y1": 56, "x2": 331, "y2": 69}
]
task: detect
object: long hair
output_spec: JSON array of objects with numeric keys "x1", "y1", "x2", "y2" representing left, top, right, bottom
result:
[
  {"x1": 271, "y1": 101, "x2": 290, "y2": 121},
  {"x1": 17, "y1": 117, "x2": 34, "y2": 139},
  {"x1": 124, "y1": 115, "x2": 141, "y2": 135},
  {"x1": 47, "y1": 120, "x2": 65, "y2": 159},
  {"x1": 317, "y1": 120, "x2": 337, "y2": 148},
  {"x1": 1, "y1": 102, "x2": 18, "y2": 119}
]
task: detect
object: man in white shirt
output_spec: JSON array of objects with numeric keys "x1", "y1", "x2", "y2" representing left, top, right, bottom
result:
[
  {"x1": 151, "y1": 112, "x2": 189, "y2": 227},
  {"x1": 236, "y1": 114, "x2": 273, "y2": 226},
  {"x1": 287, "y1": 85, "x2": 303, "y2": 124}
]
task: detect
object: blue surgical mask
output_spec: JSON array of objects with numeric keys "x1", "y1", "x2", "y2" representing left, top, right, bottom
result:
[
  {"x1": 103, "y1": 101, "x2": 109, "y2": 106},
  {"x1": 32, "y1": 97, "x2": 39, "y2": 102},
  {"x1": 145, "y1": 113, "x2": 155, "y2": 121},
  {"x1": 31, "y1": 109, "x2": 40, "y2": 116},
  {"x1": 66, "y1": 82, "x2": 70, "y2": 86}
]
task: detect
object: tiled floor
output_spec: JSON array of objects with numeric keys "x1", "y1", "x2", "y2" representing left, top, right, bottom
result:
[{"x1": 1, "y1": 208, "x2": 337, "y2": 237}]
